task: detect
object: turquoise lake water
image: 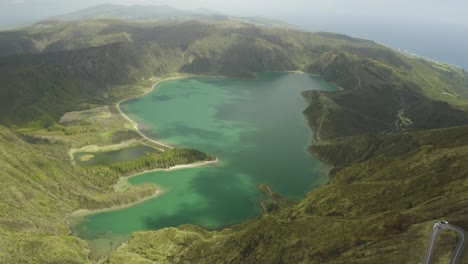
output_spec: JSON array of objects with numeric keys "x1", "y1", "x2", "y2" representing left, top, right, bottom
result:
[{"x1": 73, "y1": 72, "x2": 337, "y2": 256}]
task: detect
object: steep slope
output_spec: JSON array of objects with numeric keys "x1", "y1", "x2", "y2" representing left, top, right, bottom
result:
[
  {"x1": 303, "y1": 51, "x2": 468, "y2": 139},
  {"x1": 0, "y1": 122, "x2": 212, "y2": 262},
  {"x1": 0, "y1": 20, "x2": 467, "y2": 263},
  {"x1": 106, "y1": 122, "x2": 468, "y2": 264},
  {"x1": 0, "y1": 125, "x2": 114, "y2": 263},
  {"x1": 0, "y1": 41, "x2": 182, "y2": 126},
  {"x1": 1, "y1": 20, "x2": 467, "y2": 128}
]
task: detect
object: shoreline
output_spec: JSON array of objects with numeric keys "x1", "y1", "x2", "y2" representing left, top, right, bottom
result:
[
  {"x1": 68, "y1": 139, "x2": 141, "y2": 165},
  {"x1": 67, "y1": 76, "x2": 191, "y2": 165},
  {"x1": 68, "y1": 70, "x2": 330, "y2": 242},
  {"x1": 116, "y1": 158, "x2": 219, "y2": 186},
  {"x1": 115, "y1": 75, "x2": 193, "y2": 150},
  {"x1": 70, "y1": 158, "x2": 219, "y2": 221},
  {"x1": 284, "y1": 70, "x2": 307, "y2": 74},
  {"x1": 68, "y1": 75, "x2": 220, "y2": 231},
  {"x1": 70, "y1": 189, "x2": 162, "y2": 220}
]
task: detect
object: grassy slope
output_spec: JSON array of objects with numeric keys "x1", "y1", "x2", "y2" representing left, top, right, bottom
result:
[
  {"x1": 302, "y1": 50, "x2": 468, "y2": 140},
  {"x1": 1, "y1": 20, "x2": 467, "y2": 131},
  {"x1": 0, "y1": 20, "x2": 400, "y2": 126},
  {"x1": 0, "y1": 82, "x2": 212, "y2": 263},
  {"x1": 0, "y1": 125, "x2": 153, "y2": 263},
  {"x1": 105, "y1": 125, "x2": 468, "y2": 264},
  {"x1": 0, "y1": 20, "x2": 467, "y2": 263},
  {"x1": 96, "y1": 23, "x2": 467, "y2": 263}
]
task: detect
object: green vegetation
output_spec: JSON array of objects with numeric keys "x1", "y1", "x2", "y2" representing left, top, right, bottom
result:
[
  {"x1": 105, "y1": 125, "x2": 468, "y2": 264},
  {"x1": 0, "y1": 123, "x2": 154, "y2": 263},
  {"x1": 0, "y1": 19, "x2": 467, "y2": 263},
  {"x1": 302, "y1": 50, "x2": 468, "y2": 140},
  {"x1": 108, "y1": 149, "x2": 214, "y2": 175},
  {"x1": 0, "y1": 20, "x2": 421, "y2": 124},
  {"x1": 0, "y1": 75, "x2": 213, "y2": 263},
  {"x1": 73, "y1": 145, "x2": 159, "y2": 167},
  {"x1": 1, "y1": 19, "x2": 467, "y2": 131},
  {"x1": 0, "y1": 118, "x2": 214, "y2": 262}
]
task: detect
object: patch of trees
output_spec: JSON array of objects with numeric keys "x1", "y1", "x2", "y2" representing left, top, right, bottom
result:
[{"x1": 109, "y1": 148, "x2": 214, "y2": 175}]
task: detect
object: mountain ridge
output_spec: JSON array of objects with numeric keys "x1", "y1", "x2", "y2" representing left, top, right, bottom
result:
[
  {"x1": 45, "y1": 4, "x2": 291, "y2": 30},
  {"x1": 0, "y1": 19, "x2": 466, "y2": 263},
  {"x1": 1, "y1": 19, "x2": 466, "y2": 128}
]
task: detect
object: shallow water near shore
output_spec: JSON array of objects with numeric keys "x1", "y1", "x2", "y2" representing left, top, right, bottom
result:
[
  {"x1": 73, "y1": 144, "x2": 158, "y2": 167},
  {"x1": 73, "y1": 72, "x2": 337, "y2": 257}
]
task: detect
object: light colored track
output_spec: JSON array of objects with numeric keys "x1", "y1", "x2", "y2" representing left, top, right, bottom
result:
[{"x1": 423, "y1": 223, "x2": 466, "y2": 264}]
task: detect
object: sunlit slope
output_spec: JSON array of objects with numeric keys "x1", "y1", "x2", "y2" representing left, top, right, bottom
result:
[
  {"x1": 1, "y1": 20, "x2": 466, "y2": 127},
  {"x1": 0, "y1": 20, "x2": 467, "y2": 263},
  {"x1": 0, "y1": 125, "x2": 106, "y2": 263},
  {"x1": 0, "y1": 121, "x2": 212, "y2": 262},
  {"x1": 303, "y1": 50, "x2": 468, "y2": 139},
  {"x1": 107, "y1": 125, "x2": 468, "y2": 264}
]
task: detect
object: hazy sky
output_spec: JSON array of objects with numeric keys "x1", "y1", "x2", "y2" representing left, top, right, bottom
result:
[{"x1": 1, "y1": 0, "x2": 467, "y2": 27}]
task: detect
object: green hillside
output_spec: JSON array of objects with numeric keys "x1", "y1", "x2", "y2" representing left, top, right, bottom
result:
[
  {"x1": 303, "y1": 50, "x2": 468, "y2": 139},
  {"x1": 0, "y1": 19, "x2": 467, "y2": 263},
  {"x1": 1, "y1": 20, "x2": 467, "y2": 129},
  {"x1": 0, "y1": 124, "x2": 154, "y2": 263},
  {"x1": 107, "y1": 125, "x2": 468, "y2": 264},
  {"x1": 0, "y1": 118, "x2": 213, "y2": 263}
]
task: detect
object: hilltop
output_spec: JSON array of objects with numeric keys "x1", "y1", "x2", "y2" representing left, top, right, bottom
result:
[{"x1": 47, "y1": 4, "x2": 291, "y2": 28}]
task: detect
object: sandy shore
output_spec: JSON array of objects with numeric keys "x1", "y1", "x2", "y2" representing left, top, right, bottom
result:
[
  {"x1": 285, "y1": 70, "x2": 307, "y2": 74},
  {"x1": 115, "y1": 158, "x2": 219, "y2": 189},
  {"x1": 162, "y1": 158, "x2": 219, "y2": 171},
  {"x1": 70, "y1": 189, "x2": 162, "y2": 220},
  {"x1": 69, "y1": 158, "x2": 218, "y2": 222},
  {"x1": 68, "y1": 75, "x2": 220, "y2": 228},
  {"x1": 115, "y1": 75, "x2": 196, "y2": 150},
  {"x1": 68, "y1": 76, "x2": 189, "y2": 164}
]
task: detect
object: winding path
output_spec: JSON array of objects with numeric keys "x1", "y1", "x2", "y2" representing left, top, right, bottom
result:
[{"x1": 423, "y1": 222, "x2": 466, "y2": 264}]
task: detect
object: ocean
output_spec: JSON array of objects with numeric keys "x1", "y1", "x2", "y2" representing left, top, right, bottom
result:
[{"x1": 282, "y1": 15, "x2": 468, "y2": 70}]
